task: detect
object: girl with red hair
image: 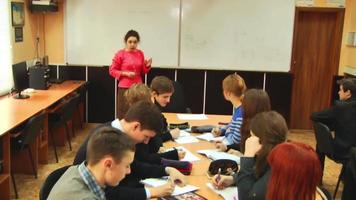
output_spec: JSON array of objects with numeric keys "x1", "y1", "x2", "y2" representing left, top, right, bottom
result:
[{"x1": 266, "y1": 142, "x2": 327, "y2": 200}]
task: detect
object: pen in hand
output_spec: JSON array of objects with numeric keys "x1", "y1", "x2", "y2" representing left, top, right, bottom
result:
[{"x1": 216, "y1": 168, "x2": 221, "y2": 183}]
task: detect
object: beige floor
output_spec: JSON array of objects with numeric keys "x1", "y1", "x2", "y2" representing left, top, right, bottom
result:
[{"x1": 12, "y1": 124, "x2": 344, "y2": 200}]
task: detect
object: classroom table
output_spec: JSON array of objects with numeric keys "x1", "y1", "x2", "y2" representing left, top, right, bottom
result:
[
  {"x1": 162, "y1": 113, "x2": 234, "y2": 200},
  {"x1": 0, "y1": 80, "x2": 85, "y2": 200}
]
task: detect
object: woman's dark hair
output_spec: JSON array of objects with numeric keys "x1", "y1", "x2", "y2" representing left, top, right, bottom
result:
[
  {"x1": 124, "y1": 29, "x2": 140, "y2": 42},
  {"x1": 240, "y1": 89, "x2": 271, "y2": 152},
  {"x1": 250, "y1": 111, "x2": 288, "y2": 177}
]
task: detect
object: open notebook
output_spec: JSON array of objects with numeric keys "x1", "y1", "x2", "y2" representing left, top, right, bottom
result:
[{"x1": 197, "y1": 149, "x2": 240, "y2": 164}]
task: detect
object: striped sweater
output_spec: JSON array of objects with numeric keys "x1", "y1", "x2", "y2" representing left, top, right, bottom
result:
[{"x1": 220, "y1": 106, "x2": 243, "y2": 145}]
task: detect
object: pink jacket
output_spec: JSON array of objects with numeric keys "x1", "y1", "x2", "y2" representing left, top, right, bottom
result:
[{"x1": 109, "y1": 49, "x2": 151, "y2": 88}]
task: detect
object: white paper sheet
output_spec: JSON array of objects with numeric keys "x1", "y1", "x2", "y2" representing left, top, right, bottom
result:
[
  {"x1": 197, "y1": 149, "x2": 240, "y2": 164},
  {"x1": 179, "y1": 130, "x2": 191, "y2": 137},
  {"x1": 206, "y1": 183, "x2": 238, "y2": 200},
  {"x1": 175, "y1": 146, "x2": 200, "y2": 162},
  {"x1": 176, "y1": 114, "x2": 208, "y2": 120},
  {"x1": 141, "y1": 178, "x2": 200, "y2": 196},
  {"x1": 195, "y1": 133, "x2": 228, "y2": 144},
  {"x1": 175, "y1": 136, "x2": 199, "y2": 144}
]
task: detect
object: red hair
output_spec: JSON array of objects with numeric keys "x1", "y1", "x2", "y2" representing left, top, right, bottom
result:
[{"x1": 266, "y1": 142, "x2": 322, "y2": 200}]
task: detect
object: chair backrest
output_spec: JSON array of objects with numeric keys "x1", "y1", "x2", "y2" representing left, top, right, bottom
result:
[
  {"x1": 313, "y1": 122, "x2": 335, "y2": 156},
  {"x1": 21, "y1": 112, "x2": 46, "y2": 148},
  {"x1": 162, "y1": 81, "x2": 191, "y2": 113},
  {"x1": 60, "y1": 94, "x2": 80, "y2": 122},
  {"x1": 39, "y1": 165, "x2": 71, "y2": 200}
]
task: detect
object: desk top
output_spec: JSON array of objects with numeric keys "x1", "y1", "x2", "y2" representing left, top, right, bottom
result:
[
  {"x1": 163, "y1": 113, "x2": 233, "y2": 200},
  {"x1": 0, "y1": 81, "x2": 85, "y2": 136}
]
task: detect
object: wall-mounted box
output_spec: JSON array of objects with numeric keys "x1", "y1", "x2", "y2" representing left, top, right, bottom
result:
[{"x1": 347, "y1": 32, "x2": 356, "y2": 47}]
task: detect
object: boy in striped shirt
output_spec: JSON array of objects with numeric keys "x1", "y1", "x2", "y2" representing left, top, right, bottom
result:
[{"x1": 212, "y1": 73, "x2": 246, "y2": 148}]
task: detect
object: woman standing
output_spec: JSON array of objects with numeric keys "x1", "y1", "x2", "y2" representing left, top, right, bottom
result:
[{"x1": 109, "y1": 30, "x2": 152, "y2": 119}]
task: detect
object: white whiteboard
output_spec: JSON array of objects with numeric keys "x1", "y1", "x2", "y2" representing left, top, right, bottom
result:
[
  {"x1": 180, "y1": 0, "x2": 295, "y2": 72},
  {"x1": 65, "y1": 0, "x2": 295, "y2": 72},
  {"x1": 66, "y1": 0, "x2": 180, "y2": 67}
]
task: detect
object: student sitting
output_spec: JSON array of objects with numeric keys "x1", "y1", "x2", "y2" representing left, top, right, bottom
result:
[
  {"x1": 123, "y1": 83, "x2": 184, "y2": 164},
  {"x1": 212, "y1": 73, "x2": 246, "y2": 147},
  {"x1": 150, "y1": 76, "x2": 181, "y2": 142},
  {"x1": 48, "y1": 126, "x2": 136, "y2": 200},
  {"x1": 215, "y1": 89, "x2": 271, "y2": 153},
  {"x1": 73, "y1": 101, "x2": 186, "y2": 200},
  {"x1": 212, "y1": 111, "x2": 288, "y2": 200},
  {"x1": 266, "y1": 142, "x2": 328, "y2": 200},
  {"x1": 311, "y1": 78, "x2": 356, "y2": 174}
]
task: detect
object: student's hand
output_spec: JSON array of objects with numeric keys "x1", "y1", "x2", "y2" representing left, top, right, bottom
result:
[
  {"x1": 145, "y1": 58, "x2": 152, "y2": 66},
  {"x1": 166, "y1": 167, "x2": 186, "y2": 187},
  {"x1": 214, "y1": 141, "x2": 227, "y2": 152},
  {"x1": 212, "y1": 174, "x2": 234, "y2": 190},
  {"x1": 148, "y1": 182, "x2": 174, "y2": 197},
  {"x1": 227, "y1": 149, "x2": 243, "y2": 156},
  {"x1": 177, "y1": 149, "x2": 186, "y2": 160},
  {"x1": 158, "y1": 147, "x2": 166, "y2": 153},
  {"x1": 170, "y1": 128, "x2": 180, "y2": 139},
  {"x1": 212, "y1": 128, "x2": 221, "y2": 137},
  {"x1": 244, "y1": 135, "x2": 262, "y2": 157}
]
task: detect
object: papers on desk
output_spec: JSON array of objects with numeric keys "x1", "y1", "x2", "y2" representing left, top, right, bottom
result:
[
  {"x1": 166, "y1": 146, "x2": 200, "y2": 162},
  {"x1": 141, "y1": 178, "x2": 200, "y2": 196},
  {"x1": 179, "y1": 130, "x2": 191, "y2": 137},
  {"x1": 206, "y1": 183, "x2": 238, "y2": 200},
  {"x1": 175, "y1": 136, "x2": 199, "y2": 144},
  {"x1": 197, "y1": 149, "x2": 240, "y2": 164},
  {"x1": 176, "y1": 114, "x2": 208, "y2": 120},
  {"x1": 195, "y1": 133, "x2": 229, "y2": 145}
]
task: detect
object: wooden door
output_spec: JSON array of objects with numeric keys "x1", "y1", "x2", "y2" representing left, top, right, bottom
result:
[{"x1": 290, "y1": 7, "x2": 344, "y2": 129}]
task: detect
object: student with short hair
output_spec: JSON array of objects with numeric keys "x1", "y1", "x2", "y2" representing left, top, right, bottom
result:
[
  {"x1": 215, "y1": 89, "x2": 271, "y2": 153},
  {"x1": 123, "y1": 83, "x2": 182, "y2": 163},
  {"x1": 212, "y1": 111, "x2": 288, "y2": 200},
  {"x1": 266, "y1": 142, "x2": 327, "y2": 200},
  {"x1": 212, "y1": 73, "x2": 246, "y2": 146},
  {"x1": 74, "y1": 101, "x2": 186, "y2": 200},
  {"x1": 311, "y1": 78, "x2": 356, "y2": 174},
  {"x1": 48, "y1": 126, "x2": 136, "y2": 200},
  {"x1": 150, "y1": 76, "x2": 180, "y2": 141}
]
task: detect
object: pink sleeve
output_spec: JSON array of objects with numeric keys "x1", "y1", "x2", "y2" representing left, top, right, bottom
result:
[
  {"x1": 140, "y1": 50, "x2": 151, "y2": 74},
  {"x1": 109, "y1": 51, "x2": 123, "y2": 79}
]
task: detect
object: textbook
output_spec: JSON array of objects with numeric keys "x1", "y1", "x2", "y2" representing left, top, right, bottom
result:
[
  {"x1": 159, "y1": 192, "x2": 207, "y2": 200},
  {"x1": 197, "y1": 149, "x2": 240, "y2": 164}
]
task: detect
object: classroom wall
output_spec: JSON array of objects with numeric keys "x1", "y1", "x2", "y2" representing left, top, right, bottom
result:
[
  {"x1": 41, "y1": 0, "x2": 355, "y2": 74},
  {"x1": 10, "y1": 0, "x2": 45, "y2": 64},
  {"x1": 341, "y1": 0, "x2": 356, "y2": 71},
  {"x1": 44, "y1": 0, "x2": 64, "y2": 64}
]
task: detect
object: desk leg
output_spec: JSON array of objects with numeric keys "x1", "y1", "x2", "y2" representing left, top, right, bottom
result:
[{"x1": 0, "y1": 133, "x2": 11, "y2": 200}]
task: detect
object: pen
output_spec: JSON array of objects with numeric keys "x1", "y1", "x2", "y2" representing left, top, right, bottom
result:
[{"x1": 216, "y1": 168, "x2": 221, "y2": 183}]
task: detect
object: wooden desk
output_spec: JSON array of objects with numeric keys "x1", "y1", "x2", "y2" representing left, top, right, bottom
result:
[
  {"x1": 0, "y1": 80, "x2": 85, "y2": 200},
  {"x1": 163, "y1": 113, "x2": 232, "y2": 200}
]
